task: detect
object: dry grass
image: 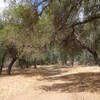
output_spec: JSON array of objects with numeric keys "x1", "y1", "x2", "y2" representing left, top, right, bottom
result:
[{"x1": 0, "y1": 65, "x2": 100, "y2": 100}]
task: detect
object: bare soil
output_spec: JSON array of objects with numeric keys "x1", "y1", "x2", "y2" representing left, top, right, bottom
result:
[{"x1": 0, "y1": 65, "x2": 100, "y2": 100}]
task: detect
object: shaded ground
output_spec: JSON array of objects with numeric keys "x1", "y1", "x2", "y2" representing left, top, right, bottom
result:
[{"x1": 0, "y1": 65, "x2": 100, "y2": 100}]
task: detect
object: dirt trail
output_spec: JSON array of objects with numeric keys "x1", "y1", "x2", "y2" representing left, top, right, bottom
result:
[{"x1": 0, "y1": 65, "x2": 100, "y2": 100}]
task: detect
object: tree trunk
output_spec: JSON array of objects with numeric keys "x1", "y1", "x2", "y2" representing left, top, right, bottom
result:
[
  {"x1": 7, "y1": 57, "x2": 17, "y2": 75},
  {"x1": 71, "y1": 57, "x2": 74, "y2": 67},
  {"x1": 92, "y1": 51, "x2": 100, "y2": 66},
  {"x1": 71, "y1": 50, "x2": 74, "y2": 67},
  {"x1": 75, "y1": 36, "x2": 100, "y2": 66},
  {"x1": 34, "y1": 58, "x2": 37, "y2": 69},
  {"x1": 0, "y1": 52, "x2": 7, "y2": 75}
]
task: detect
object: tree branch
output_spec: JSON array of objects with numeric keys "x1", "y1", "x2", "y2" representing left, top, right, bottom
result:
[{"x1": 70, "y1": 13, "x2": 100, "y2": 27}]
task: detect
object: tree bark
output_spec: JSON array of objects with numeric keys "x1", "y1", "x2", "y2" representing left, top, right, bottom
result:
[
  {"x1": 7, "y1": 57, "x2": 17, "y2": 75},
  {"x1": 34, "y1": 58, "x2": 37, "y2": 69},
  {"x1": 0, "y1": 52, "x2": 7, "y2": 75}
]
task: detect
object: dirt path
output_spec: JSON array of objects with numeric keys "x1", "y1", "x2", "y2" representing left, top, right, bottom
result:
[{"x1": 0, "y1": 65, "x2": 100, "y2": 100}]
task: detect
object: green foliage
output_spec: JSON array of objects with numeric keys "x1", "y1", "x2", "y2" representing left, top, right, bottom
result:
[
  {"x1": 0, "y1": 0, "x2": 100, "y2": 67},
  {"x1": 13, "y1": 5, "x2": 39, "y2": 27}
]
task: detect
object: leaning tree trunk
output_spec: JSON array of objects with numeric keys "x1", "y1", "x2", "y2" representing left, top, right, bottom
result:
[
  {"x1": 0, "y1": 52, "x2": 7, "y2": 75},
  {"x1": 84, "y1": 50, "x2": 100, "y2": 66},
  {"x1": 7, "y1": 57, "x2": 17, "y2": 75},
  {"x1": 34, "y1": 58, "x2": 37, "y2": 69},
  {"x1": 75, "y1": 37, "x2": 100, "y2": 66}
]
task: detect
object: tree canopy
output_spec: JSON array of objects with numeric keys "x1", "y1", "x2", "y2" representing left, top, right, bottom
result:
[{"x1": 0, "y1": 0, "x2": 100, "y2": 75}]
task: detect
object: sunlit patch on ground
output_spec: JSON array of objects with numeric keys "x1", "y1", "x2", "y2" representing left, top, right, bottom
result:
[{"x1": 0, "y1": 65, "x2": 100, "y2": 100}]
